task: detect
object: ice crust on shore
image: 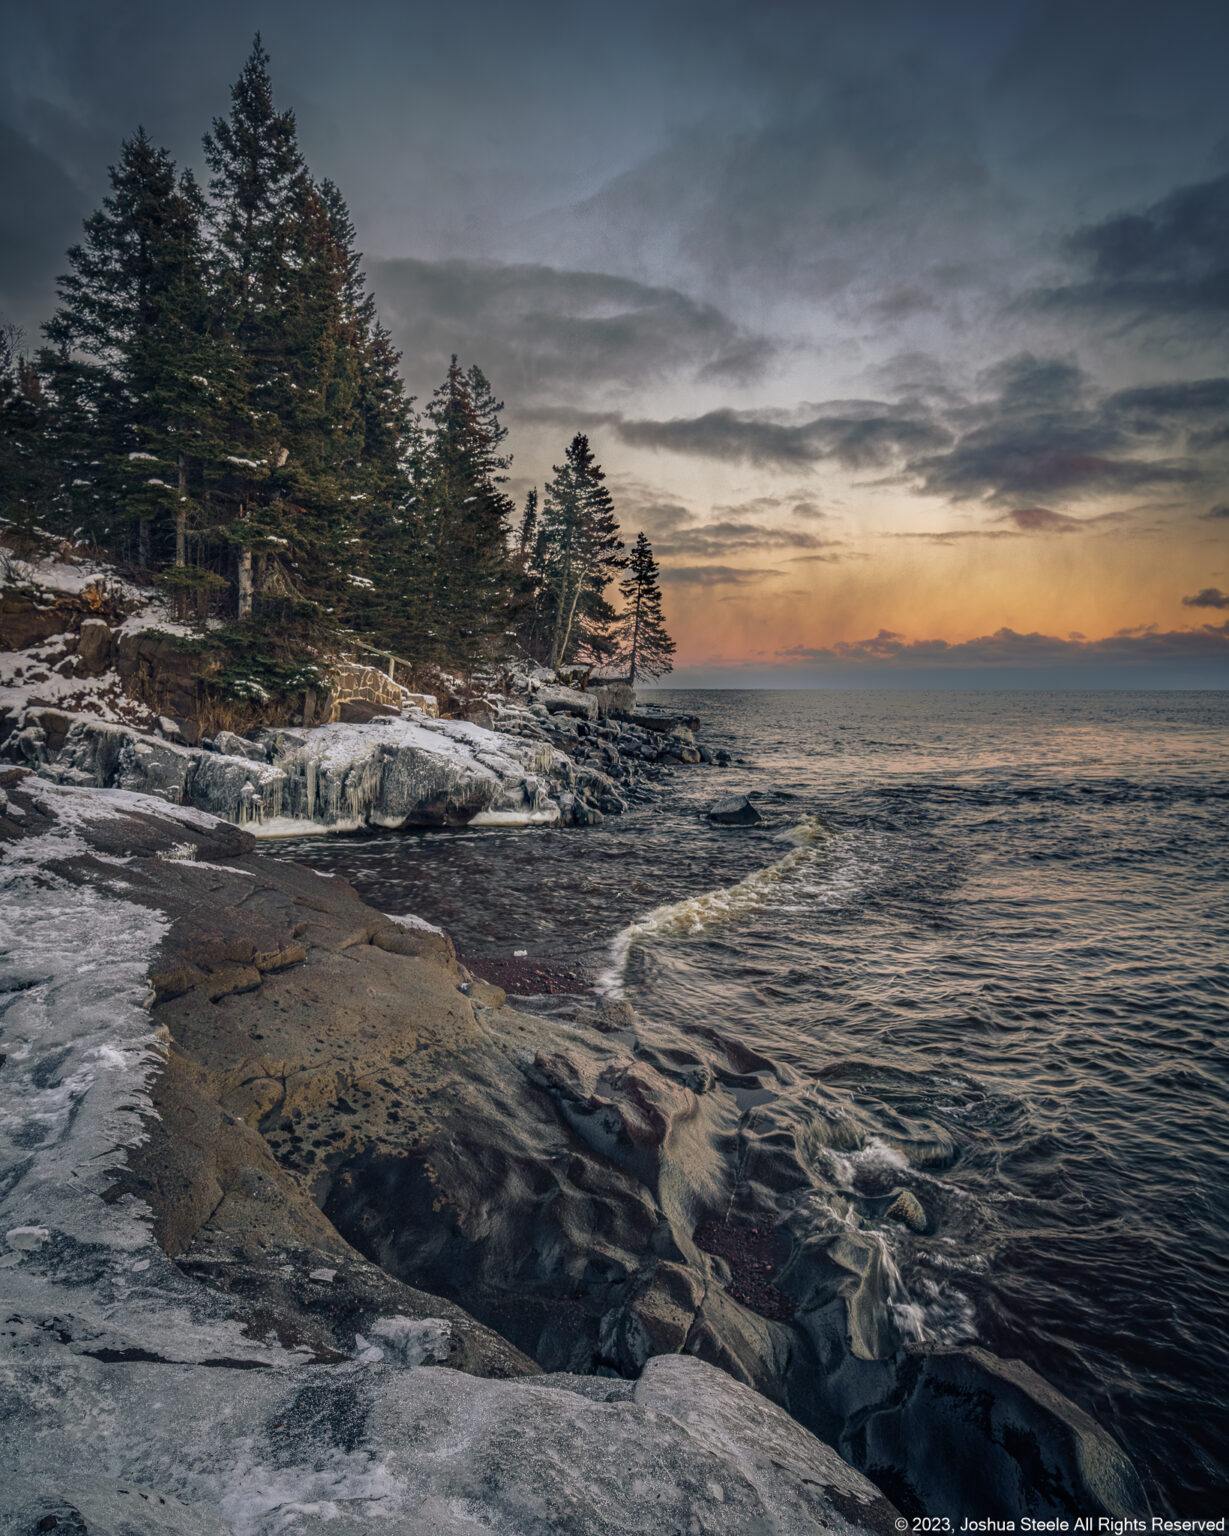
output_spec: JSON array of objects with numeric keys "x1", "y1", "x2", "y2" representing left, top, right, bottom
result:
[
  {"x1": 0, "y1": 789, "x2": 898, "y2": 1536},
  {"x1": 7, "y1": 711, "x2": 573, "y2": 833}
]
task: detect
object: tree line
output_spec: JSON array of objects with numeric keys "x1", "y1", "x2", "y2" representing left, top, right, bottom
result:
[{"x1": 0, "y1": 39, "x2": 674, "y2": 692}]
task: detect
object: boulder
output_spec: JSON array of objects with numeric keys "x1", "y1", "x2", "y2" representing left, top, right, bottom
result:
[
  {"x1": 75, "y1": 617, "x2": 114, "y2": 676},
  {"x1": 709, "y1": 793, "x2": 762, "y2": 825},
  {"x1": 209, "y1": 728, "x2": 268, "y2": 763},
  {"x1": 336, "y1": 696, "x2": 399, "y2": 724},
  {"x1": 537, "y1": 685, "x2": 598, "y2": 720}
]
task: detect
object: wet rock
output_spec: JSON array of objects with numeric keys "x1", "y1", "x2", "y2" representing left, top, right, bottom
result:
[
  {"x1": 848, "y1": 1347, "x2": 1149, "y2": 1521},
  {"x1": 2, "y1": 778, "x2": 1152, "y2": 1526},
  {"x1": 709, "y1": 793, "x2": 762, "y2": 825},
  {"x1": 885, "y1": 1189, "x2": 927, "y2": 1232}
]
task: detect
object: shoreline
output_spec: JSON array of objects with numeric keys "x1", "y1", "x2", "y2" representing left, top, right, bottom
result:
[{"x1": 0, "y1": 770, "x2": 1150, "y2": 1529}]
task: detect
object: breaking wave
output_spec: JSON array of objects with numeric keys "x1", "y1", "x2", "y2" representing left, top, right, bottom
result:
[{"x1": 596, "y1": 817, "x2": 874, "y2": 997}]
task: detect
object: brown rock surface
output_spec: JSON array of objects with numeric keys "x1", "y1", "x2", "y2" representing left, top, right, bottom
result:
[{"x1": 0, "y1": 772, "x2": 1151, "y2": 1522}]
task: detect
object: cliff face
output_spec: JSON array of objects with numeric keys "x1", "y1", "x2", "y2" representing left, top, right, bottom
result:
[{"x1": 0, "y1": 770, "x2": 906, "y2": 1536}]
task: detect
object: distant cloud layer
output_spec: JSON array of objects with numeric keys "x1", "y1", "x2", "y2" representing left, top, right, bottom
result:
[
  {"x1": 1182, "y1": 588, "x2": 1229, "y2": 610},
  {"x1": 777, "y1": 622, "x2": 1229, "y2": 669}
]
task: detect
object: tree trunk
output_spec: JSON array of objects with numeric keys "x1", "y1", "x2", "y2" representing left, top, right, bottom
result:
[
  {"x1": 551, "y1": 578, "x2": 584, "y2": 671},
  {"x1": 138, "y1": 518, "x2": 151, "y2": 569},
  {"x1": 238, "y1": 548, "x2": 253, "y2": 620},
  {"x1": 173, "y1": 457, "x2": 189, "y2": 621},
  {"x1": 628, "y1": 590, "x2": 643, "y2": 686},
  {"x1": 175, "y1": 457, "x2": 188, "y2": 567}
]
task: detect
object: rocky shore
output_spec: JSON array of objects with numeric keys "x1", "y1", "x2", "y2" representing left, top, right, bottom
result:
[
  {"x1": 1, "y1": 550, "x2": 730, "y2": 836},
  {"x1": 2, "y1": 673, "x2": 727, "y2": 835},
  {"x1": 0, "y1": 772, "x2": 1149, "y2": 1532}
]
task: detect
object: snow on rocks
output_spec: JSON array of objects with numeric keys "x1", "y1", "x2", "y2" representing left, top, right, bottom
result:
[
  {"x1": 0, "y1": 776, "x2": 903, "y2": 1536},
  {"x1": 2, "y1": 1325, "x2": 900, "y2": 1535},
  {"x1": 3, "y1": 710, "x2": 580, "y2": 832}
]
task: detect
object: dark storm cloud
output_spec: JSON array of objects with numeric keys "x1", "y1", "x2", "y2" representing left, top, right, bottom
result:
[
  {"x1": 657, "y1": 565, "x2": 785, "y2": 586},
  {"x1": 998, "y1": 507, "x2": 1128, "y2": 533},
  {"x1": 910, "y1": 353, "x2": 1209, "y2": 505},
  {"x1": 1203, "y1": 504, "x2": 1229, "y2": 520},
  {"x1": 589, "y1": 404, "x2": 950, "y2": 472},
  {"x1": 653, "y1": 521, "x2": 833, "y2": 559},
  {"x1": 892, "y1": 528, "x2": 1021, "y2": 544},
  {"x1": 778, "y1": 622, "x2": 1229, "y2": 669},
  {"x1": 1041, "y1": 171, "x2": 1229, "y2": 322},
  {"x1": 1182, "y1": 588, "x2": 1229, "y2": 610},
  {"x1": 892, "y1": 506, "x2": 1127, "y2": 542},
  {"x1": 369, "y1": 259, "x2": 774, "y2": 399},
  {"x1": 714, "y1": 494, "x2": 827, "y2": 521},
  {"x1": 0, "y1": 121, "x2": 91, "y2": 335},
  {"x1": 583, "y1": 350, "x2": 1219, "y2": 509},
  {"x1": 1101, "y1": 378, "x2": 1229, "y2": 448}
]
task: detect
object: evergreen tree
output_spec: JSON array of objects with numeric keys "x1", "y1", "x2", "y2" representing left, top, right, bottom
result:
[
  {"x1": 517, "y1": 487, "x2": 539, "y2": 554},
  {"x1": 410, "y1": 356, "x2": 517, "y2": 667},
  {"x1": 204, "y1": 35, "x2": 311, "y2": 621},
  {"x1": 40, "y1": 130, "x2": 226, "y2": 574},
  {"x1": 616, "y1": 532, "x2": 675, "y2": 684},
  {"x1": 538, "y1": 433, "x2": 624, "y2": 670},
  {"x1": 0, "y1": 326, "x2": 58, "y2": 550}
]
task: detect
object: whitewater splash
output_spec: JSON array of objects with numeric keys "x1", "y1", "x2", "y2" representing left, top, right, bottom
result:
[{"x1": 596, "y1": 816, "x2": 840, "y2": 996}]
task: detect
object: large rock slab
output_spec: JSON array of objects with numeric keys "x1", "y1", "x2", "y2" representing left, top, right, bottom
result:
[
  {"x1": 0, "y1": 1345, "x2": 894, "y2": 1536},
  {"x1": 1, "y1": 711, "x2": 577, "y2": 831},
  {"x1": 536, "y1": 684, "x2": 598, "y2": 720},
  {"x1": 0, "y1": 774, "x2": 1150, "y2": 1525}
]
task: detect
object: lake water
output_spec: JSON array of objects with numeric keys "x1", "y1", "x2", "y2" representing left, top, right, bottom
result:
[{"x1": 268, "y1": 689, "x2": 1229, "y2": 1513}]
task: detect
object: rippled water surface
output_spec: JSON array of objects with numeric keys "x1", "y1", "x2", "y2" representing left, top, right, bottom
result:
[{"x1": 270, "y1": 690, "x2": 1229, "y2": 1512}]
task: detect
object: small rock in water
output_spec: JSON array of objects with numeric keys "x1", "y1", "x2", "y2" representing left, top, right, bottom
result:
[
  {"x1": 885, "y1": 1190, "x2": 927, "y2": 1232},
  {"x1": 708, "y1": 793, "x2": 762, "y2": 826}
]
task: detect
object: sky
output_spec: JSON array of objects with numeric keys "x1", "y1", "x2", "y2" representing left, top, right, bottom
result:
[{"x1": 2, "y1": 0, "x2": 1227, "y2": 686}]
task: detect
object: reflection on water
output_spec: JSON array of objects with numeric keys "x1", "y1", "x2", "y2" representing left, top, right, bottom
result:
[{"x1": 266, "y1": 690, "x2": 1229, "y2": 1513}]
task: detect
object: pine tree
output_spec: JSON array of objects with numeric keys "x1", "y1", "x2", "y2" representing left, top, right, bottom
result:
[
  {"x1": 517, "y1": 487, "x2": 539, "y2": 554},
  {"x1": 40, "y1": 130, "x2": 226, "y2": 571},
  {"x1": 203, "y1": 35, "x2": 311, "y2": 622},
  {"x1": 410, "y1": 356, "x2": 517, "y2": 668},
  {"x1": 538, "y1": 433, "x2": 624, "y2": 670},
  {"x1": 0, "y1": 326, "x2": 59, "y2": 550},
  {"x1": 616, "y1": 531, "x2": 675, "y2": 685}
]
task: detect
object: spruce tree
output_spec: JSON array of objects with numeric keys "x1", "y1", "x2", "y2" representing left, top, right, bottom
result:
[
  {"x1": 0, "y1": 326, "x2": 58, "y2": 551},
  {"x1": 40, "y1": 130, "x2": 225, "y2": 574},
  {"x1": 616, "y1": 531, "x2": 675, "y2": 685},
  {"x1": 204, "y1": 35, "x2": 310, "y2": 622},
  {"x1": 539, "y1": 433, "x2": 624, "y2": 670},
  {"x1": 411, "y1": 356, "x2": 517, "y2": 668}
]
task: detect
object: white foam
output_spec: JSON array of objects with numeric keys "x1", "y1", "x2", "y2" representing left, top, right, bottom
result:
[{"x1": 597, "y1": 817, "x2": 865, "y2": 997}]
